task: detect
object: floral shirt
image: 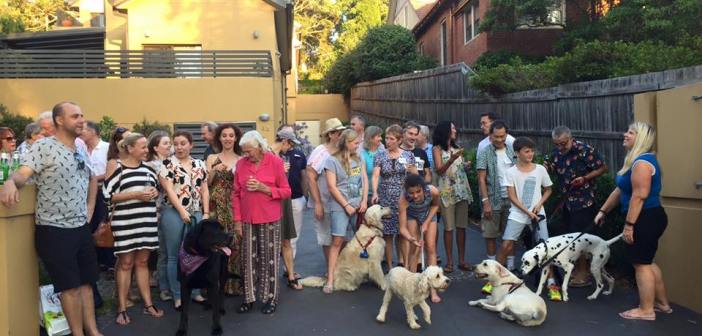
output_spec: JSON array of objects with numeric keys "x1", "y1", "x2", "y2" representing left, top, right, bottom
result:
[
  {"x1": 159, "y1": 156, "x2": 208, "y2": 213},
  {"x1": 437, "y1": 147, "x2": 473, "y2": 207},
  {"x1": 476, "y1": 143, "x2": 516, "y2": 209},
  {"x1": 545, "y1": 140, "x2": 605, "y2": 212}
]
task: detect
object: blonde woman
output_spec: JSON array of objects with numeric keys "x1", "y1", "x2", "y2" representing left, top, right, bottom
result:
[
  {"x1": 323, "y1": 129, "x2": 368, "y2": 293},
  {"x1": 595, "y1": 122, "x2": 670, "y2": 321},
  {"x1": 103, "y1": 133, "x2": 163, "y2": 325}
]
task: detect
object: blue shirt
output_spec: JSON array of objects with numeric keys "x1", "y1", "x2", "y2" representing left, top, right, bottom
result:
[
  {"x1": 361, "y1": 148, "x2": 382, "y2": 194},
  {"x1": 283, "y1": 148, "x2": 307, "y2": 199},
  {"x1": 615, "y1": 153, "x2": 662, "y2": 213}
]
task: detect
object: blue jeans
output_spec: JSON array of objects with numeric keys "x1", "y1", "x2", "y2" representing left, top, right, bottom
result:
[{"x1": 160, "y1": 206, "x2": 202, "y2": 301}]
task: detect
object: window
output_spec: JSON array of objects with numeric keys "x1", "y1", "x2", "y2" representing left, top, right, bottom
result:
[
  {"x1": 517, "y1": 0, "x2": 565, "y2": 28},
  {"x1": 463, "y1": 0, "x2": 480, "y2": 44},
  {"x1": 418, "y1": 42, "x2": 424, "y2": 55},
  {"x1": 440, "y1": 20, "x2": 447, "y2": 66}
]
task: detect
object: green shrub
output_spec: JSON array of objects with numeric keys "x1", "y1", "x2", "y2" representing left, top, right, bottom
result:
[
  {"x1": 471, "y1": 39, "x2": 702, "y2": 95},
  {"x1": 325, "y1": 24, "x2": 436, "y2": 96},
  {"x1": 472, "y1": 50, "x2": 544, "y2": 71},
  {"x1": 0, "y1": 104, "x2": 34, "y2": 140},
  {"x1": 97, "y1": 116, "x2": 117, "y2": 142},
  {"x1": 131, "y1": 118, "x2": 172, "y2": 137}
]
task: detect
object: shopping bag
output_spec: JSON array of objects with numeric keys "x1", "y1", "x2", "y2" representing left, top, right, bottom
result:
[{"x1": 39, "y1": 285, "x2": 71, "y2": 336}]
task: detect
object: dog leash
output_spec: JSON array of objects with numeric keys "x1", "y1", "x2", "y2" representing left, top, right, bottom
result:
[{"x1": 537, "y1": 223, "x2": 595, "y2": 269}]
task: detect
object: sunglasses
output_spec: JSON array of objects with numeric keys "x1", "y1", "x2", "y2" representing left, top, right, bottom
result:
[
  {"x1": 2, "y1": 137, "x2": 15, "y2": 141},
  {"x1": 74, "y1": 152, "x2": 86, "y2": 171}
]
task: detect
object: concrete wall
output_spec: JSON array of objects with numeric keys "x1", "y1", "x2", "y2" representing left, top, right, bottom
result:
[
  {"x1": 633, "y1": 84, "x2": 702, "y2": 313},
  {"x1": 107, "y1": 0, "x2": 279, "y2": 51},
  {"x1": 0, "y1": 77, "x2": 283, "y2": 140},
  {"x1": 291, "y1": 94, "x2": 349, "y2": 147}
]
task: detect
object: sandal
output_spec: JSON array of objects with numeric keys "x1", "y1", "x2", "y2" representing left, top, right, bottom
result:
[
  {"x1": 619, "y1": 308, "x2": 656, "y2": 321},
  {"x1": 322, "y1": 284, "x2": 333, "y2": 294},
  {"x1": 237, "y1": 302, "x2": 253, "y2": 314},
  {"x1": 287, "y1": 278, "x2": 303, "y2": 290},
  {"x1": 654, "y1": 304, "x2": 673, "y2": 314},
  {"x1": 570, "y1": 278, "x2": 593, "y2": 288},
  {"x1": 115, "y1": 310, "x2": 130, "y2": 325},
  {"x1": 143, "y1": 304, "x2": 164, "y2": 317},
  {"x1": 443, "y1": 264, "x2": 454, "y2": 274},
  {"x1": 261, "y1": 301, "x2": 277, "y2": 314},
  {"x1": 458, "y1": 263, "x2": 474, "y2": 272},
  {"x1": 283, "y1": 271, "x2": 302, "y2": 280}
]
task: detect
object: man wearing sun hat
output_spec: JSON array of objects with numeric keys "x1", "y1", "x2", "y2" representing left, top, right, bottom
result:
[{"x1": 305, "y1": 118, "x2": 346, "y2": 264}]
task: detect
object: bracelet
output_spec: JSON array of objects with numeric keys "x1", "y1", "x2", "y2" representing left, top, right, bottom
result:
[
  {"x1": 343, "y1": 203, "x2": 350, "y2": 208},
  {"x1": 625, "y1": 221, "x2": 635, "y2": 227},
  {"x1": 481, "y1": 197, "x2": 489, "y2": 203},
  {"x1": 598, "y1": 209, "x2": 607, "y2": 215}
]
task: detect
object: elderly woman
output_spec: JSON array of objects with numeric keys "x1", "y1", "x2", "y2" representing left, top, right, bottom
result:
[
  {"x1": 595, "y1": 122, "x2": 670, "y2": 321},
  {"x1": 17, "y1": 123, "x2": 43, "y2": 155},
  {"x1": 233, "y1": 131, "x2": 291, "y2": 315},
  {"x1": 0, "y1": 127, "x2": 17, "y2": 154}
]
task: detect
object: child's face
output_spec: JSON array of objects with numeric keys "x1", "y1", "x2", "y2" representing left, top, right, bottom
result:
[
  {"x1": 517, "y1": 147, "x2": 535, "y2": 163},
  {"x1": 406, "y1": 185, "x2": 425, "y2": 203}
]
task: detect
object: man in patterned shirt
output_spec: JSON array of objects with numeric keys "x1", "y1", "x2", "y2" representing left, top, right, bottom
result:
[
  {"x1": 1, "y1": 102, "x2": 102, "y2": 336},
  {"x1": 545, "y1": 125, "x2": 608, "y2": 286}
]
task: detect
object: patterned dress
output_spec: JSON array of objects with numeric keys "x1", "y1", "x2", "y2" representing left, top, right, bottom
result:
[
  {"x1": 208, "y1": 156, "x2": 242, "y2": 295},
  {"x1": 374, "y1": 150, "x2": 416, "y2": 235},
  {"x1": 437, "y1": 148, "x2": 473, "y2": 207}
]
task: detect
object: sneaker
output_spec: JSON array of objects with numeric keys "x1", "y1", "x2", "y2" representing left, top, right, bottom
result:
[
  {"x1": 481, "y1": 282, "x2": 492, "y2": 295},
  {"x1": 548, "y1": 284, "x2": 562, "y2": 301},
  {"x1": 160, "y1": 290, "x2": 173, "y2": 301}
]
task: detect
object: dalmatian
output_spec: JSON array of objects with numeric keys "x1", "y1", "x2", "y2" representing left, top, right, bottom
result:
[{"x1": 520, "y1": 232, "x2": 622, "y2": 302}]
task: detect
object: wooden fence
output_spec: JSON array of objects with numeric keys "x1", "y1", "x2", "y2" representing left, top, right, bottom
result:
[{"x1": 350, "y1": 63, "x2": 702, "y2": 169}]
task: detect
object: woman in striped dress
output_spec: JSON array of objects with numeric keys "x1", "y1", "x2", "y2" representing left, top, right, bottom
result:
[{"x1": 104, "y1": 133, "x2": 164, "y2": 325}]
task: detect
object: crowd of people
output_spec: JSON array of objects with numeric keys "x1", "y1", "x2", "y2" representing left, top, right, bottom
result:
[{"x1": 0, "y1": 101, "x2": 673, "y2": 335}]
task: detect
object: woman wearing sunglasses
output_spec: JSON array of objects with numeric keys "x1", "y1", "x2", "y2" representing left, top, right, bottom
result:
[{"x1": 0, "y1": 127, "x2": 17, "y2": 154}]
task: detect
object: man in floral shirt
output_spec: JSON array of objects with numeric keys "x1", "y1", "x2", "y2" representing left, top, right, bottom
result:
[{"x1": 545, "y1": 126, "x2": 608, "y2": 286}]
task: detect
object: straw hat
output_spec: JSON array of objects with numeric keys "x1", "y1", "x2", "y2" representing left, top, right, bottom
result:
[{"x1": 321, "y1": 118, "x2": 346, "y2": 135}]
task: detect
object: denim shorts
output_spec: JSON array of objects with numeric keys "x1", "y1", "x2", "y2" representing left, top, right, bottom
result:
[{"x1": 330, "y1": 211, "x2": 356, "y2": 237}]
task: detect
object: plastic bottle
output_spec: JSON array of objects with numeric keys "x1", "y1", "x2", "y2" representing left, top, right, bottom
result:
[{"x1": 11, "y1": 151, "x2": 20, "y2": 173}]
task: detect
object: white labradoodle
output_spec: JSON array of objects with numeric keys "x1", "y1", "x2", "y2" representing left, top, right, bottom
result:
[
  {"x1": 300, "y1": 205, "x2": 390, "y2": 291},
  {"x1": 520, "y1": 233, "x2": 622, "y2": 301},
  {"x1": 376, "y1": 266, "x2": 451, "y2": 330},
  {"x1": 469, "y1": 260, "x2": 547, "y2": 327}
]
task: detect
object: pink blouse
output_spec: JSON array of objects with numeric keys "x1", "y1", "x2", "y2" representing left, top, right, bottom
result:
[{"x1": 232, "y1": 151, "x2": 291, "y2": 224}]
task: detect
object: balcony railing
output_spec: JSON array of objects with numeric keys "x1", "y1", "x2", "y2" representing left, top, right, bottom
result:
[{"x1": 0, "y1": 49, "x2": 274, "y2": 78}]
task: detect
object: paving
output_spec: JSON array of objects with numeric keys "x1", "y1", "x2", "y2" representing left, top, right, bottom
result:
[{"x1": 99, "y1": 209, "x2": 701, "y2": 336}]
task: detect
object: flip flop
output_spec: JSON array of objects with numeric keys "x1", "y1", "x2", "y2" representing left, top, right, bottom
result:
[
  {"x1": 654, "y1": 305, "x2": 673, "y2": 314},
  {"x1": 619, "y1": 310, "x2": 655, "y2": 321},
  {"x1": 443, "y1": 264, "x2": 454, "y2": 274},
  {"x1": 570, "y1": 278, "x2": 593, "y2": 288}
]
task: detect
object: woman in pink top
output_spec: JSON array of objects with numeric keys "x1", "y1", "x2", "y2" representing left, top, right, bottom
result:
[{"x1": 232, "y1": 131, "x2": 291, "y2": 315}]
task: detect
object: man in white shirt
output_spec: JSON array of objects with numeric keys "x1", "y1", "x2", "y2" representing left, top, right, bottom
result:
[
  {"x1": 81, "y1": 121, "x2": 109, "y2": 181},
  {"x1": 477, "y1": 113, "x2": 515, "y2": 154}
]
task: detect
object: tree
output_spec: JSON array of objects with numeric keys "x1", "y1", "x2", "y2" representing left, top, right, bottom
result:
[
  {"x1": 294, "y1": 0, "x2": 342, "y2": 80},
  {"x1": 333, "y1": 0, "x2": 388, "y2": 54},
  {"x1": 0, "y1": 0, "x2": 72, "y2": 33},
  {"x1": 294, "y1": 0, "x2": 390, "y2": 81},
  {"x1": 0, "y1": 104, "x2": 33, "y2": 140},
  {"x1": 325, "y1": 25, "x2": 435, "y2": 96}
]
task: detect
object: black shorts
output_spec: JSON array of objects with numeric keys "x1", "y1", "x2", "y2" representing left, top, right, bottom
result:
[
  {"x1": 563, "y1": 206, "x2": 597, "y2": 233},
  {"x1": 627, "y1": 207, "x2": 667, "y2": 265},
  {"x1": 281, "y1": 199, "x2": 297, "y2": 240},
  {"x1": 35, "y1": 224, "x2": 99, "y2": 292}
]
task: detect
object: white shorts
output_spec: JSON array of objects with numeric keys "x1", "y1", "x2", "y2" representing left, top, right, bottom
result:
[
  {"x1": 314, "y1": 213, "x2": 332, "y2": 246},
  {"x1": 503, "y1": 218, "x2": 549, "y2": 242}
]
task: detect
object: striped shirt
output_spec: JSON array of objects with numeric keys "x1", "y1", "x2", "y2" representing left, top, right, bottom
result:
[{"x1": 103, "y1": 161, "x2": 159, "y2": 255}]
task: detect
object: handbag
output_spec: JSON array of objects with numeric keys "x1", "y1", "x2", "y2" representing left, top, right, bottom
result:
[{"x1": 93, "y1": 162, "x2": 123, "y2": 247}]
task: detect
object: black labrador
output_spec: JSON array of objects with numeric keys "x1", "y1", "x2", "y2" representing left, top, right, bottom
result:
[{"x1": 176, "y1": 219, "x2": 232, "y2": 336}]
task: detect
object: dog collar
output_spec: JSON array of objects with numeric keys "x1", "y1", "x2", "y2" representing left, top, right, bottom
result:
[{"x1": 355, "y1": 234, "x2": 376, "y2": 259}]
